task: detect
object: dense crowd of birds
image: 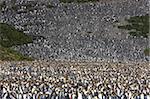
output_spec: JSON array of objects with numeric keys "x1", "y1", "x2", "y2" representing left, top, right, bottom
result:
[
  {"x1": 0, "y1": 0, "x2": 149, "y2": 99},
  {"x1": 0, "y1": 60, "x2": 149, "y2": 99},
  {"x1": 0, "y1": 0, "x2": 149, "y2": 61}
]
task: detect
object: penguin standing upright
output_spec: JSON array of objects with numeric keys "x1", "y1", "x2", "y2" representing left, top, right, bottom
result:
[
  {"x1": 0, "y1": 85, "x2": 3, "y2": 99},
  {"x1": 3, "y1": 92, "x2": 11, "y2": 99},
  {"x1": 78, "y1": 92, "x2": 82, "y2": 99},
  {"x1": 140, "y1": 93, "x2": 144, "y2": 99},
  {"x1": 147, "y1": 94, "x2": 150, "y2": 99},
  {"x1": 98, "y1": 92, "x2": 103, "y2": 99}
]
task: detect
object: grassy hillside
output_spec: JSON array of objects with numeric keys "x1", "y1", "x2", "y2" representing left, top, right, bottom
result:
[
  {"x1": 0, "y1": 46, "x2": 33, "y2": 61},
  {"x1": 0, "y1": 23, "x2": 33, "y2": 47},
  {"x1": 0, "y1": 23, "x2": 34, "y2": 61},
  {"x1": 118, "y1": 14, "x2": 149, "y2": 38},
  {"x1": 118, "y1": 14, "x2": 149, "y2": 56}
]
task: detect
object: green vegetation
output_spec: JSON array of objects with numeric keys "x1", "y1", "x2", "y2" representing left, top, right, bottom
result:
[
  {"x1": 0, "y1": 23, "x2": 33, "y2": 47},
  {"x1": 0, "y1": 23, "x2": 34, "y2": 61},
  {"x1": 118, "y1": 14, "x2": 149, "y2": 38},
  {"x1": 0, "y1": 46, "x2": 33, "y2": 61},
  {"x1": 60, "y1": 0, "x2": 99, "y2": 3},
  {"x1": 118, "y1": 15, "x2": 150, "y2": 57},
  {"x1": 144, "y1": 48, "x2": 150, "y2": 56}
]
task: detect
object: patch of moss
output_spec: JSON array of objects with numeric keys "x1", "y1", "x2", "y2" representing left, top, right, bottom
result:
[
  {"x1": 144, "y1": 48, "x2": 150, "y2": 56},
  {"x1": 118, "y1": 14, "x2": 149, "y2": 38}
]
